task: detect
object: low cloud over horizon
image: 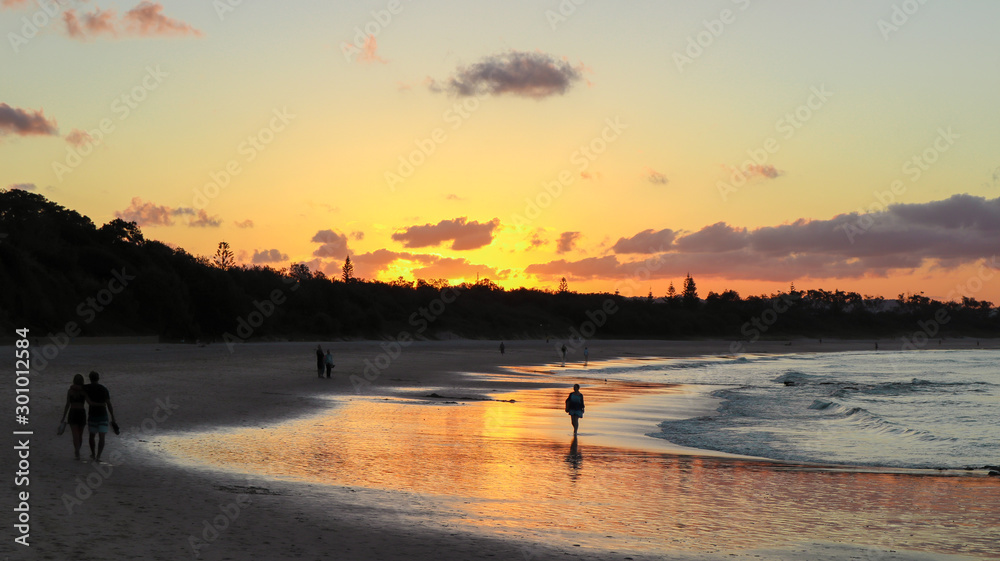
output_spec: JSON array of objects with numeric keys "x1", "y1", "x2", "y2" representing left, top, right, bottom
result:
[{"x1": 529, "y1": 194, "x2": 1000, "y2": 285}]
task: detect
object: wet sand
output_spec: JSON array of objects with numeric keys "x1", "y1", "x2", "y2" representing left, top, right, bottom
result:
[{"x1": 6, "y1": 338, "x2": 999, "y2": 560}]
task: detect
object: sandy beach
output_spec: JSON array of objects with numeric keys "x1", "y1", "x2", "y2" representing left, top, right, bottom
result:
[{"x1": 5, "y1": 338, "x2": 999, "y2": 561}]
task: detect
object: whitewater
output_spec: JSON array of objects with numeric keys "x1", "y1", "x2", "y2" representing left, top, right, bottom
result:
[{"x1": 582, "y1": 349, "x2": 999, "y2": 469}]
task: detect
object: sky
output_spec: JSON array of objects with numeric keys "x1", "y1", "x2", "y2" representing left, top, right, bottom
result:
[{"x1": 3, "y1": 0, "x2": 1000, "y2": 303}]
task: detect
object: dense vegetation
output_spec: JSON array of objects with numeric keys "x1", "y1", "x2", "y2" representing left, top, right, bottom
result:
[{"x1": 1, "y1": 189, "x2": 997, "y2": 344}]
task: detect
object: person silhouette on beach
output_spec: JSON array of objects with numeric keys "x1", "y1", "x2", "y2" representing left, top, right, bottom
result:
[
  {"x1": 583, "y1": 346, "x2": 589, "y2": 367},
  {"x1": 316, "y1": 345, "x2": 325, "y2": 378},
  {"x1": 564, "y1": 384, "x2": 585, "y2": 435},
  {"x1": 325, "y1": 349, "x2": 334, "y2": 378},
  {"x1": 60, "y1": 374, "x2": 88, "y2": 460},
  {"x1": 561, "y1": 344, "x2": 567, "y2": 367},
  {"x1": 499, "y1": 342, "x2": 505, "y2": 355},
  {"x1": 84, "y1": 371, "x2": 117, "y2": 463}
]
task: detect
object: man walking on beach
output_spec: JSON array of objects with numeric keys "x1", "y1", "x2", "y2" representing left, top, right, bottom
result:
[
  {"x1": 84, "y1": 371, "x2": 117, "y2": 463},
  {"x1": 565, "y1": 384, "x2": 585, "y2": 435}
]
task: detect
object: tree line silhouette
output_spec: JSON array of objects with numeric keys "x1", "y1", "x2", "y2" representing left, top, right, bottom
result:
[{"x1": 1, "y1": 189, "x2": 997, "y2": 343}]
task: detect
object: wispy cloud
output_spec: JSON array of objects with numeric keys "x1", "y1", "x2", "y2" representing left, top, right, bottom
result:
[
  {"x1": 234, "y1": 219, "x2": 254, "y2": 228},
  {"x1": 64, "y1": 2, "x2": 201, "y2": 41},
  {"x1": 646, "y1": 168, "x2": 669, "y2": 185},
  {"x1": 357, "y1": 34, "x2": 386, "y2": 64},
  {"x1": 6, "y1": 183, "x2": 36, "y2": 191}
]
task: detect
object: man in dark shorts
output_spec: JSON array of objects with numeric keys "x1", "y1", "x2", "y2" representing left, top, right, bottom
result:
[
  {"x1": 84, "y1": 371, "x2": 117, "y2": 462},
  {"x1": 565, "y1": 383, "x2": 585, "y2": 435}
]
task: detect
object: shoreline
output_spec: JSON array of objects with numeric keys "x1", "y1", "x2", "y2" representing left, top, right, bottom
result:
[{"x1": 7, "y1": 339, "x2": 999, "y2": 560}]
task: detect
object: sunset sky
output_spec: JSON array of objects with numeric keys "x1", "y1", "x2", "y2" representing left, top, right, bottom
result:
[{"x1": 3, "y1": 1, "x2": 1000, "y2": 302}]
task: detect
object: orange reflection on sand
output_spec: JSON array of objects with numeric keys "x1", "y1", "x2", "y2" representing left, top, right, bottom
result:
[{"x1": 162, "y1": 389, "x2": 1000, "y2": 556}]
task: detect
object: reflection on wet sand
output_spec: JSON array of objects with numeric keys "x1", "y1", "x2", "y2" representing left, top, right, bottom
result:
[{"x1": 162, "y1": 385, "x2": 1000, "y2": 557}]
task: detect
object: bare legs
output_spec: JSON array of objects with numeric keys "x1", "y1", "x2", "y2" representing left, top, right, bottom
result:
[
  {"x1": 571, "y1": 414, "x2": 580, "y2": 435},
  {"x1": 71, "y1": 424, "x2": 83, "y2": 459},
  {"x1": 88, "y1": 431, "x2": 106, "y2": 461}
]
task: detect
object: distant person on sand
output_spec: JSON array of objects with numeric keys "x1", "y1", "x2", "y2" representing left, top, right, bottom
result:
[
  {"x1": 84, "y1": 371, "x2": 117, "y2": 462},
  {"x1": 316, "y1": 345, "x2": 325, "y2": 378},
  {"x1": 60, "y1": 374, "x2": 88, "y2": 460},
  {"x1": 564, "y1": 384, "x2": 585, "y2": 435},
  {"x1": 561, "y1": 344, "x2": 567, "y2": 367},
  {"x1": 325, "y1": 349, "x2": 334, "y2": 378},
  {"x1": 583, "y1": 346, "x2": 589, "y2": 366},
  {"x1": 499, "y1": 342, "x2": 505, "y2": 355}
]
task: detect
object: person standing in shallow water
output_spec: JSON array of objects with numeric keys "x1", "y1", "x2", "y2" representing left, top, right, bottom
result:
[
  {"x1": 565, "y1": 384, "x2": 585, "y2": 435},
  {"x1": 315, "y1": 345, "x2": 325, "y2": 378}
]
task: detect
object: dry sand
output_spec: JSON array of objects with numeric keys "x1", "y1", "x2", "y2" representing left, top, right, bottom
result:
[{"x1": 4, "y1": 338, "x2": 998, "y2": 561}]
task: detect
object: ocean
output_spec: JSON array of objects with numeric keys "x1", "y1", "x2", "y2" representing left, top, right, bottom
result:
[{"x1": 582, "y1": 349, "x2": 1000, "y2": 470}]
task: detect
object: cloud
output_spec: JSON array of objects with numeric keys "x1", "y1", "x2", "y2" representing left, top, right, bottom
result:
[
  {"x1": 188, "y1": 209, "x2": 222, "y2": 228},
  {"x1": 357, "y1": 34, "x2": 386, "y2": 64},
  {"x1": 433, "y1": 51, "x2": 584, "y2": 99},
  {"x1": 234, "y1": 219, "x2": 254, "y2": 228},
  {"x1": 311, "y1": 229, "x2": 350, "y2": 258},
  {"x1": 611, "y1": 228, "x2": 677, "y2": 254},
  {"x1": 528, "y1": 229, "x2": 547, "y2": 250},
  {"x1": 391, "y1": 217, "x2": 500, "y2": 250},
  {"x1": 65, "y1": 129, "x2": 93, "y2": 147},
  {"x1": 252, "y1": 249, "x2": 288, "y2": 264},
  {"x1": 115, "y1": 197, "x2": 174, "y2": 226},
  {"x1": 410, "y1": 256, "x2": 507, "y2": 281},
  {"x1": 531, "y1": 194, "x2": 1000, "y2": 283},
  {"x1": 7, "y1": 183, "x2": 36, "y2": 191},
  {"x1": 113, "y1": 197, "x2": 221, "y2": 227},
  {"x1": 0, "y1": 0, "x2": 30, "y2": 9},
  {"x1": 351, "y1": 231, "x2": 365, "y2": 241},
  {"x1": 525, "y1": 256, "x2": 621, "y2": 280},
  {"x1": 556, "y1": 231, "x2": 581, "y2": 254},
  {"x1": 646, "y1": 168, "x2": 669, "y2": 185},
  {"x1": 64, "y1": 2, "x2": 201, "y2": 41},
  {"x1": 743, "y1": 163, "x2": 783, "y2": 180},
  {"x1": 0, "y1": 103, "x2": 58, "y2": 137}
]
